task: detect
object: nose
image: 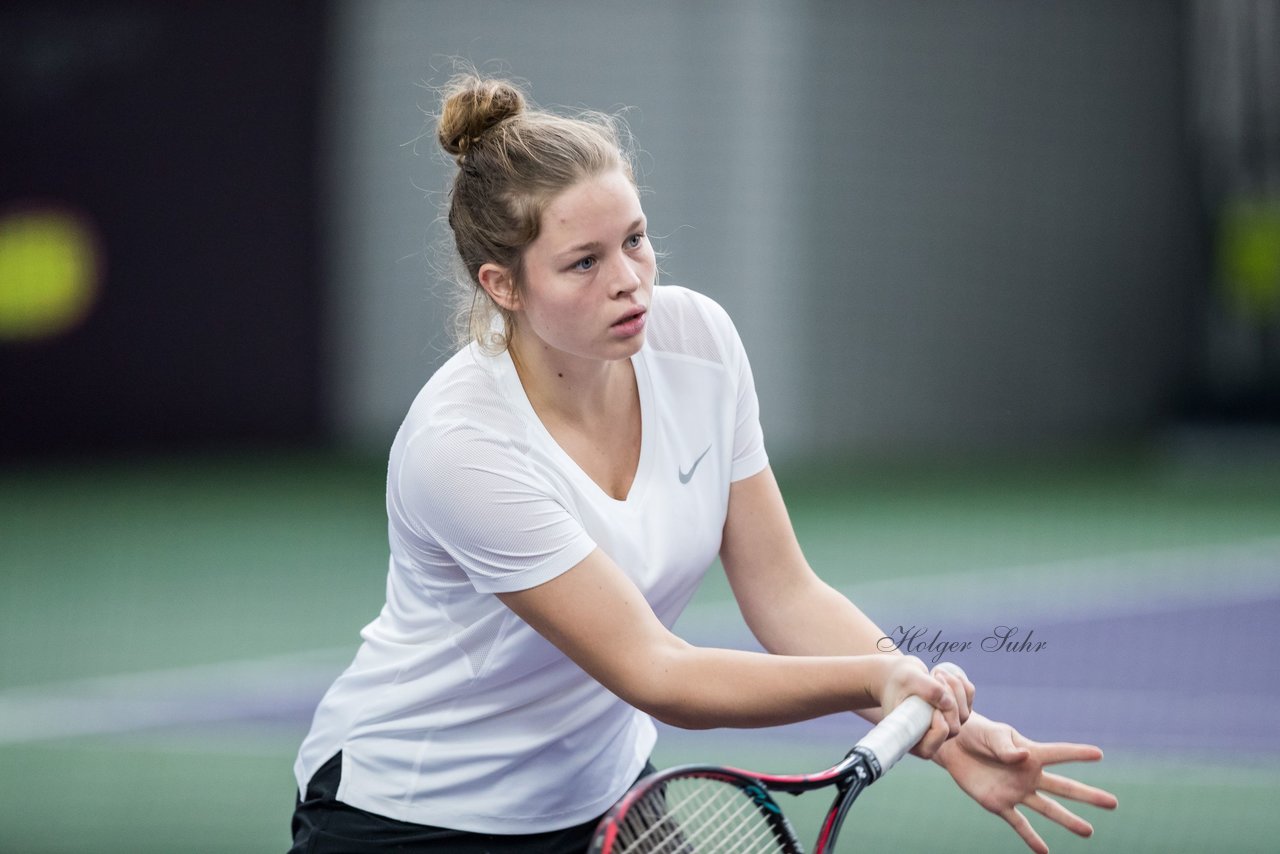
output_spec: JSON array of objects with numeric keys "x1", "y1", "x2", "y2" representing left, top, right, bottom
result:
[{"x1": 607, "y1": 253, "x2": 643, "y2": 299}]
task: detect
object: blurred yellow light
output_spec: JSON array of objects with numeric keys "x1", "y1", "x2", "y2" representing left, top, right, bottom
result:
[
  {"x1": 0, "y1": 207, "x2": 101, "y2": 341},
  {"x1": 1219, "y1": 198, "x2": 1280, "y2": 319}
]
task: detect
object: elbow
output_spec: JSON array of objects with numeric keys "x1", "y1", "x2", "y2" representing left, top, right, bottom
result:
[
  {"x1": 618, "y1": 642, "x2": 718, "y2": 730},
  {"x1": 642, "y1": 698, "x2": 717, "y2": 731}
]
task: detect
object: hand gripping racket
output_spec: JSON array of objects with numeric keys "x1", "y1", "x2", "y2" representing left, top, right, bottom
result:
[{"x1": 590, "y1": 662, "x2": 967, "y2": 854}]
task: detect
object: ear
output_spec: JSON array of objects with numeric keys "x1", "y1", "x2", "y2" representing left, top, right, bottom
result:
[{"x1": 478, "y1": 263, "x2": 520, "y2": 312}]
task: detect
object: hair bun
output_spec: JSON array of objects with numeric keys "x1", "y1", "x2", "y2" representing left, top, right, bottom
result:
[{"x1": 438, "y1": 75, "x2": 526, "y2": 160}]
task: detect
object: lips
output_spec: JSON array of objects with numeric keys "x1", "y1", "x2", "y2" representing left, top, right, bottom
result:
[
  {"x1": 610, "y1": 307, "x2": 647, "y2": 337},
  {"x1": 612, "y1": 307, "x2": 646, "y2": 327}
]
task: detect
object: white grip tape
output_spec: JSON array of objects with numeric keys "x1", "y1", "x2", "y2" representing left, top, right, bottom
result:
[
  {"x1": 855, "y1": 695, "x2": 932, "y2": 776},
  {"x1": 855, "y1": 662, "x2": 967, "y2": 777}
]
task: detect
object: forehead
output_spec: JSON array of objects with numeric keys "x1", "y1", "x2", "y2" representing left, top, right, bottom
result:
[{"x1": 539, "y1": 170, "x2": 643, "y2": 243}]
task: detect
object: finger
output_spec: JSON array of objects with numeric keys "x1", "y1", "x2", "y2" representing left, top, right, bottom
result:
[
  {"x1": 987, "y1": 723, "x2": 1030, "y2": 763},
  {"x1": 1040, "y1": 771, "x2": 1119, "y2": 810},
  {"x1": 914, "y1": 709, "x2": 952, "y2": 759},
  {"x1": 907, "y1": 665, "x2": 956, "y2": 716},
  {"x1": 1000, "y1": 806, "x2": 1049, "y2": 854},
  {"x1": 1026, "y1": 793, "x2": 1094, "y2": 838},
  {"x1": 933, "y1": 672, "x2": 963, "y2": 735},
  {"x1": 1031, "y1": 742, "x2": 1105, "y2": 765},
  {"x1": 935, "y1": 661, "x2": 977, "y2": 712},
  {"x1": 933, "y1": 666, "x2": 971, "y2": 724}
]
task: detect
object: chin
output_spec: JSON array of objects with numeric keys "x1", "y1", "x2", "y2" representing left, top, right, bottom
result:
[{"x1": 612, "y1": 332, "x2": 646, "y2": 359}]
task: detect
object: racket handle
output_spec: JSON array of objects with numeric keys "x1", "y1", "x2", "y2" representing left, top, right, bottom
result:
[{"x1": 854, "y1": 662, "x2": 967, "y2": 780}]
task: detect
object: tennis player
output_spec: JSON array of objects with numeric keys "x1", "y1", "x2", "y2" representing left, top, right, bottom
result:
[{"x1": 289, "y1": 74, "x2": 1117, "y2": 854}]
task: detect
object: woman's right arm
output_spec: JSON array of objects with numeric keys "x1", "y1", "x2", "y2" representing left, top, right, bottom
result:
[{"x1": 496, "y1": 547, "x2": 956, "y2": 731}]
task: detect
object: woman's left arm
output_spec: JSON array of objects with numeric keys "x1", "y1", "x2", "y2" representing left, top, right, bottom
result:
[
  {"x1": 719, "y1": 466, "x2": 893, "y2": 659},
  {"x1": 720, "y1": 466, "x2": 1117, "y2": 851},
  {"x1": 721, "y1": 466, "x2": 972, "y2": 742}
]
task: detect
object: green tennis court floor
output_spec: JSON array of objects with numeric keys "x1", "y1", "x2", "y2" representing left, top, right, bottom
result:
[
  {"x1": 1, "y1": 735, "x2": 1276, "y2": 853},
  {"x1": 2, "y1": 444, "x2": 1278, "y2": 852}
]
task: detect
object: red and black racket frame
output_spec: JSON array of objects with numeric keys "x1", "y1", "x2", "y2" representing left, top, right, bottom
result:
[{"x1": 591, "y1": 745, "x2": 886, "y2": 854}]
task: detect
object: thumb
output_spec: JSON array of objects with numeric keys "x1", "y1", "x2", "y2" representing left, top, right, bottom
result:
[{"x1": 986, "y1": 725, "x2": 1029, "y2": 763}]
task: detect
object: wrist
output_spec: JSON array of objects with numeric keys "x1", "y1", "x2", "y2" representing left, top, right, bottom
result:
[
  {"x1": 931, "y1": 710, "x2": 988, "y2": 769},
  {"x1": 862, "y1": 653, "x2": 902, "y2": 710},
  {"x1": 932, "y1": 733, "x2": 963, "y2": 769}
]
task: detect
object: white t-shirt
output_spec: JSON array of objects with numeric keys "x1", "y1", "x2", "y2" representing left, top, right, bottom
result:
[{"x1": 293, "y1": 285, "x2": 768, "y2": 833}]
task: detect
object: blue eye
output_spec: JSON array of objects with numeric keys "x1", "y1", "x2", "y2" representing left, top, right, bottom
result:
[
  {"x1": 573, "y1": 256, "x2": 596, "y2": 272},
  {"x1": 626, "y1": 233, "x2": 645, "y2": 249}
]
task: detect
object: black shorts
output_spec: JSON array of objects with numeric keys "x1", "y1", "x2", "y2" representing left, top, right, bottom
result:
[{"x1": 288, "y1": 752, "x2": 657, "y2": 854}]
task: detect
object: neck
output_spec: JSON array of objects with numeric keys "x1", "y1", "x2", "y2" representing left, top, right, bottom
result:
[{"x1": 508, "y1": 336, "x2": 635, "y2": 425}]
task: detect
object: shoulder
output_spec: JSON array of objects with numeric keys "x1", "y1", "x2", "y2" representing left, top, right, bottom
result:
[
  {"x1": 404, "y1": 347, "x2": 520, "y2": 441},
  {"x1": 392, "y1": 347, "x2": 532, "y2": 486},
  {"x1": 650, "y1": 283, "x2": 733, "y2": 325},
  {"x1": 646, "y1": 285, "x2": 743, "y2": 366},
  {"x1": 388, "y1": 364, "x2": 547, "y2": 542}
]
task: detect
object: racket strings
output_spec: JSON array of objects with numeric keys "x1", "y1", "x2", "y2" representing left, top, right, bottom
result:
[
  {"x1": 612, "y1": 777, "x2": 788, "y2": 853},
  {"x1": 647, "y1": 782, "x2": 760, "y2": 852}
]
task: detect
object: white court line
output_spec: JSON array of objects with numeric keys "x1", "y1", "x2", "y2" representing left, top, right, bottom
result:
[
  {"x1": 0, "y1": 647, "x2": 352, "y2": 745},
  {"x1": 676, "y1": 536, "x2": 1280, "y2": 638},
  {"x1": 2, "y1": 537, "x2": 1278, "y2": 746}
]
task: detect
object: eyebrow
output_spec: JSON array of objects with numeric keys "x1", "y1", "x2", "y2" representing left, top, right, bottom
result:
[{"x1": 557, "y1": 218, "x2": 646, "y2": 257}]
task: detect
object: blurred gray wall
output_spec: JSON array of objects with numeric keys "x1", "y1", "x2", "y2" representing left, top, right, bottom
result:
[{"x1": 324, "y1": 0, "x2": 1202, "y2": 462}]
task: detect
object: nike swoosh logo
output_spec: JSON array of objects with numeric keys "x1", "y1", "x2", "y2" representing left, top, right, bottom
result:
[{"x1": 679, "y1": 445, "x2": 712, "y2": 484}]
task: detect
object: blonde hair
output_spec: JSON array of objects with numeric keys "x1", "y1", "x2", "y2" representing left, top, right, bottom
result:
[{"x1": 436, "y1": 74, "x2": 636, "y2": 352}]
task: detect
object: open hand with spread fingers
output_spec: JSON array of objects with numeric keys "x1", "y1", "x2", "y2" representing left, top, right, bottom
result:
[{"x1": 935, "y1": 713, "x2": 1119, "y2": 854}]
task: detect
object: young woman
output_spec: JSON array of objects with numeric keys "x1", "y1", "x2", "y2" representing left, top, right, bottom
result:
[{"x1": 289, "y1": 75, "x2": 1117, "y2": 854}]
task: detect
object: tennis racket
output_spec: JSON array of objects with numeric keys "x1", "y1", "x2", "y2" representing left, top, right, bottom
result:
[{"x1": 590, "y1": 662, "x2": 967, "y2": 854}]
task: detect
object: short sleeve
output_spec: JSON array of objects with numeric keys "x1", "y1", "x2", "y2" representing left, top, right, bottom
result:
[
  {"x1": 390, "y1": 422, "x2": 598, "y2": 594},
  {"x1": 728, "y1": 329, "x2": 768, "y2": 481},
  {"x1": 690, "y1": 292, "x2": 769, "y2": 482}
]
